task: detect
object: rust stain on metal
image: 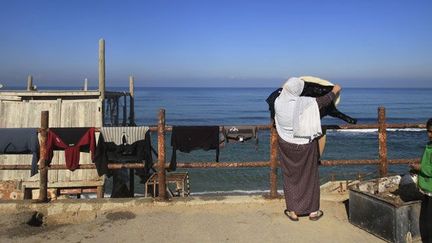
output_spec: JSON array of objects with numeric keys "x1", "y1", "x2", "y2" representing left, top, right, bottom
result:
[
  {"x1": 269, "y1": 125, "x2": 279, "y2": 198},
  {"x1": 175, "y1": 161, "x2": 270, "y2": 168},
  {"x1": 157, "y1": 109, "x2": 167, "y2": 200},
  {"x1": 378, "y1": 107, "x2": 388, "y2": 177},
  {"x1": 94, "y1": 123, "x2": 427, "y2": 133},
  {"x1": 0, "y1": 158, "x2": 420, "y2": 171},
  {"x1": 0, "y1": 113, "x2": 426, "y2": 202},
  {"x1": 39, "y1": 110, "x2": 49, "y2": 202}
]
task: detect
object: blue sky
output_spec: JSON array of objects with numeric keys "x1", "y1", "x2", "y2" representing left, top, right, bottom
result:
[{"x1": 0, "y1": 0, "x2": 431, "y2": 88}]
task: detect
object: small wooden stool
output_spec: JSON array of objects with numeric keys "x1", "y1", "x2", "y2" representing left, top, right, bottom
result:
[{"x1": 145, "y1": 172, "x2": 190, "y2": 198}]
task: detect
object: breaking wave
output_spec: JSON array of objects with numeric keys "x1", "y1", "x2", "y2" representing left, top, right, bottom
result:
[{"x1": 332, "y1": 128, "x2": 424, "y2": 133}]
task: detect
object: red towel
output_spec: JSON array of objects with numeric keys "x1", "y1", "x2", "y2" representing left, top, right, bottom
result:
[{"x1": 46, "y1": 128, "x2": 96, "y2": 171}]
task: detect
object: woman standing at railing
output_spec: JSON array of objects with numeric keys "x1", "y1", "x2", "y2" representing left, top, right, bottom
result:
[
  {"x1": 410, "y1": 118, "x2": 432, "y2": 240},
  {"x1": 274, "y1": 77, "x2": 341, "y2": 221}
]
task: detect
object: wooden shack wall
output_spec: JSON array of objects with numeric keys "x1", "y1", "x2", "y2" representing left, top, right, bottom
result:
[{"x1": 0, "y1": 98, "x2": 103, "y2": 183}]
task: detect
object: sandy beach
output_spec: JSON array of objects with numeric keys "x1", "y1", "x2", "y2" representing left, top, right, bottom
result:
[{"x1": 0, "y1": 195, "x2": 384, "y2": 243}]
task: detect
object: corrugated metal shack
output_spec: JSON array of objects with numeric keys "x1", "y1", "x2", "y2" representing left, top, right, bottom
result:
[{"x1": 0, "y1": 39, "x2": 136, "y2": 199}]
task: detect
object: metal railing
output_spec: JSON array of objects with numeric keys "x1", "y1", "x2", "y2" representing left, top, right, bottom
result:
[{"x1": 0, "y1": 107, "x2": 423, "y2": 202}]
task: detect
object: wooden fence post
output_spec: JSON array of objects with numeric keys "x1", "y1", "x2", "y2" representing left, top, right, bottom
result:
[
  {"x1": 98, "y1": 39, "x2": 106, "y2": 127},
  {"x1": 122, "y1": 95, "x2": 127, "y2": 126},
  {"x1": 27, "y1": 75, "x2": 33, "y2": 91},
  {"x1": 269, "y1": 124, "x2": 279, "y2": 198},
  {"x1": 378, "y1": 107, "x2": 388, "y2": 177},
  {"x1": 157, "y1": 109, "x2": 167, "y2": 199},
  {"x1": 39, "y1": 111, "x2": 49, "y2": 202},
  {"x1": 99, "y1": 39, "x2": 105, "y2": 100},
  {"x1": 129, "y1": 76, "x2": 135, "y2": 126},
  {"x1": 96, "y1": 185, "x2": 105, "y2": 198}
]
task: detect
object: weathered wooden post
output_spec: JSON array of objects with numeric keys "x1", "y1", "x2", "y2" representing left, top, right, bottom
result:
[
  {"x1": 99, "y1": 39, "x2": 106, "y2": 127},
  {"x1": 96, "y1": 185, "x2": 104, "y2": 198},
  {"x1": 378, "y1": 107, "x2": 388, "y2": 177},
  {"x1": 269, "y1": 124, "x2": 279, "y2": 198},
  {"x1": 129, "y1": 76, "x2": 135, "y2": 126},
  {"x1": 157, "y1": 109, "x2": 167, "y2": 199},
  {"x1": 99, "y1": 39, "x2": 105, "y2": 100},
  {"x1": 27, "y1": 75, "x2": 33, "y2": 91},
  {"x1": 122, "y1": 95, "x2": 127, "y2": 126},
  {"x1": 38, "y1": 111, "x2": 49, "y2": 202}
]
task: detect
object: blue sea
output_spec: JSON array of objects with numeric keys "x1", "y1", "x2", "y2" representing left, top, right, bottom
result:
[{"x1": 113, "y1": 87, "x2": 431, "y2": 195}]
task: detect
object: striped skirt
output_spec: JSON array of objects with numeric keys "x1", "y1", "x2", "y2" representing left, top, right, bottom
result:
[{"x1": 278, "y1": 135, "x2": 320, "y2": 215}]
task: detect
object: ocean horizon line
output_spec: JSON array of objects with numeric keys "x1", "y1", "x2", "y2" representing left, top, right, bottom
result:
[{"x1": 2, "y1": 85, "x2": 432, "y2": 90}]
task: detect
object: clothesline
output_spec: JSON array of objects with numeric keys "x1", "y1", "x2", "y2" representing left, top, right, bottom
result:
[
  {"x1": 1, "y1": 125, "x2": 262, "y2": 176},
  {"x1": 33, "y1": 124, "x2": 273, "y2": 133},
  {"x1": 0, "y1": 108, "x2": 423, "y2": 202}
]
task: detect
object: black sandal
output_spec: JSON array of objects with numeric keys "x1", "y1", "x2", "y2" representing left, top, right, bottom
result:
[
  {"x1": 284, "y1": 209, "x2": 299, "y2": 221},
  {"x1": 309, "y1": 210, "x2": 324, "y2": 221}
]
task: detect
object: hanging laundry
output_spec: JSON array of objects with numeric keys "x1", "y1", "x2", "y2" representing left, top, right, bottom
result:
[
  {"x1": 46, "y1": 128, "x2": 96, "y2": 171},
  {"x1": 94, "y1": 127, "x2": 153, "y2": 177},
  {"x1": 0, "y1": 128, "x2": 40, "y2": 176},
  {"x1": 222, "y1": 126, "x2": 258, "y2": 147},
  {"x1": 170, "y1": 126, "x2": 220, "y2": 171},
  {"x1": 94, "y1": 126, "x2": 153, "y2": 198}
]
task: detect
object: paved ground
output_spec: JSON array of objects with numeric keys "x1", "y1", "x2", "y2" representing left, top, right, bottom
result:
[{"x1": 0, "y1": 196, "x2": 385, "y2": 243}]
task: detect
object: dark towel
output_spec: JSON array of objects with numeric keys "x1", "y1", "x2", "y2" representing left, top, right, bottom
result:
[
  {"x1": 46, "y1": 128, "x2": 96, "y2": 171},
  {"x1": 170, "y1": 126, "x2": 220, "y2": 171},
  {"x1": 94, "y1": 127, "x2": 154, "y2": 198},
  {"x1": 0, "y1": 128, "x2": 40, "y2": 176},
  {"x1": 94, "y1": 129, "x2": 153, "y2": 177}
]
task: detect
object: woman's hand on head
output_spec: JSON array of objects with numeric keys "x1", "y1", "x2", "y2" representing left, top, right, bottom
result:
[{"x1": 332, "y1": 84, "x2": 341, "y2": 95}]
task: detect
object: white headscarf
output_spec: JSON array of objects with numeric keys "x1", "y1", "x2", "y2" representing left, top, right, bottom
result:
[{"x1": 274, "y1": 77, "x2": 322, "y2": 144}]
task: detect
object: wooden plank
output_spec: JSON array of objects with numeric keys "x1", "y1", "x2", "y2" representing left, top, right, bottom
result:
[
  {"x1": 56, "y1": 100, "x2": 101, "y2": 182},
  {"x1": 52, "y1": 99, "x2": 62, "y2": 183},
  {"x1": 105, "y1": 91, "x2": 128, "y2": 97},
  {"x1": 22, "y1": 180, "x2": 104, "y2": 188},
  {"x1": 0, "y1": 96, "x2": 22, "y2": 101},
  {"x1": 0, "y1": 99, "x2": 102, "y2": 184},
  {"x1": 47, "y1": 98, "x2": 99, "y2": 104},
  {"x1": 0, "y1": 89, "x2": 108, "y2": 192},
  {"x1": 2, "y1": 102, "x2": 28, "y2": 180},
  {"x1": 0, "y1": 91, "x2": 101, "y2": 97},
  {"x1": 0, "y1": 100, "x2": 60, "y2": 182}
]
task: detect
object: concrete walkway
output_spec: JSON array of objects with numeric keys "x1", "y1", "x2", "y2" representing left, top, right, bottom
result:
[{"x1": 0, "y1": 196, "x2": 384, "y2": 243}]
